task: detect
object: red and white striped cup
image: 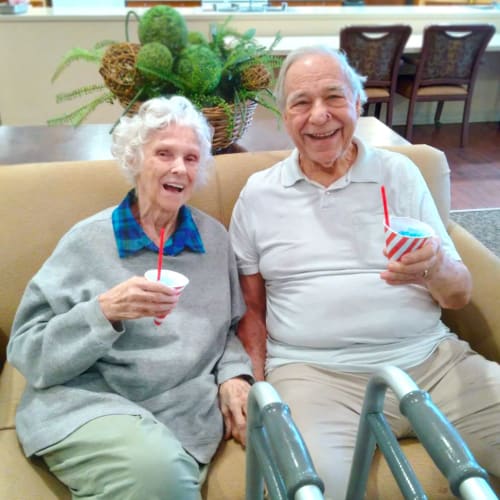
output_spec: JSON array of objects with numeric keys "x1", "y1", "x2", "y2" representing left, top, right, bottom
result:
[
  {"x1": 144, "y1": 269, "x2": 189, "y2": 326},
  {"x1": 384, "y1": 216, "x2": 434, "y2": 261}
]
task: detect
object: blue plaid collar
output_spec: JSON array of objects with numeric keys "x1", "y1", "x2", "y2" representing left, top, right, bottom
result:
[{"x1": 112, "y1": 189, "x2": 205, "y2": 258}]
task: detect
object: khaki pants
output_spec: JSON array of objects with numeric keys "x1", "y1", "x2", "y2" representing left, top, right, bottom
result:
[
  {"x1": 268, "y1": 339, "x2": 500, "y2": 500},
  {"x1": 39, "y1": 414, "x2": 206, "y2": 500}
]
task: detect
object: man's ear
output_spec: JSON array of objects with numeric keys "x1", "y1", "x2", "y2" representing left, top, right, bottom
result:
[{"x1": 356, "y1": 97, "x2": 362, "y2": 117}]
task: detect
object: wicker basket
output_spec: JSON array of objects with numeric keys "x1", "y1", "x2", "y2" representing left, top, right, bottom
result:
[
  {"x1": 203, "y1": 101, "x2": 258, "y2": 152},
  {"x1": 118, "y1": 97, "x2": 257, "y2": 152}
]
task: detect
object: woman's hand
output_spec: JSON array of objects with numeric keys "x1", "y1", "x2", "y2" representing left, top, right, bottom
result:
[
  {"x1": 98, "y1": 276, "x2": 181, "y2": 323},
  {"x1": 219, "y1": 377, "x2": 252, "y2": 446}
]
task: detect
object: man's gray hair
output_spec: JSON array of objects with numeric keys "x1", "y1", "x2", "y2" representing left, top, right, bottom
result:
[
  {"x1": 111, "y1": 96, "x2": 214, "y2": 186},
  {"x1": 274, "y1": 45, "x2": 368, "y2": 111}
]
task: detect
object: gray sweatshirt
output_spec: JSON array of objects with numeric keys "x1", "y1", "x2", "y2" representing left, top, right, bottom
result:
[{"x1": 8, "y1": 206, "x2": 252, "y2": 463}]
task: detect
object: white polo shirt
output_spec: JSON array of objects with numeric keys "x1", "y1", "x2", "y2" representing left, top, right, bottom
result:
[{"x1": 229, "y1": 138, "x2": 459, "y2": 374}]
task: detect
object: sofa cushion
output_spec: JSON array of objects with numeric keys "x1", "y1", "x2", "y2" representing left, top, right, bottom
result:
[{"x1": 0, "y1": 429, "x2": 70, "y2": 499}]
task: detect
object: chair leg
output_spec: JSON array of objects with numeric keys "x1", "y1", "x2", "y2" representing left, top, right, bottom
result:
[
  {"x1": 435, "y1": 101, "x2": 444, "y2": 127},
  {"x1": 374, "y1": 103, "x2": 382, "y2": 120},
  {"x1": 404, "y1": 98, "x2": 417, "y2": 143},
  {"x1": 363, "y1": 103, "x2": 370, "y2": 117},
  {"x1": 461, "y1": 97, "x2": 473, "y2": 148},
  {"x1": 386, "y1": 100, "x2": 394, "y2": 129}
]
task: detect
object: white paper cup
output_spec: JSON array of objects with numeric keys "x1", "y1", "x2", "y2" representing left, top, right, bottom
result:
[
  {"x1": 384, "y1": 216, "x2": 434, "y2": 261},
  {"x1": 144, "y1": 269, "x2": 189, "y2": 325}
]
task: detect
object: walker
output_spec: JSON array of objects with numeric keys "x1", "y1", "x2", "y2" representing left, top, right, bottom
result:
[{"x1": 245, "y1": 366, "x2": 498, "y2": 500}]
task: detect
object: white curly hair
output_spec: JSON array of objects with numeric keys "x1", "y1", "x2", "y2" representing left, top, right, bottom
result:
[{"x1": 111, "y1": 96, "x2": 214, "y2": 187}]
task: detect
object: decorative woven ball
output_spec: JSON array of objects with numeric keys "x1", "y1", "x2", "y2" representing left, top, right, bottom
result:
[
  {"x1": 136, "y1": 42, "x2": 174, "y2": 85},
  {"x1": 138, "y1": 5, "x2": 188, "y2": 54},
  {"x1": 99, "y1": 42, "x2": 141, "y2": 101},
  {"x1": 175, "y1": 45, "x2": 223, "y2": 94},
  {"x1": 240, "y1": 62, "x2": 272, "y2": 91}
]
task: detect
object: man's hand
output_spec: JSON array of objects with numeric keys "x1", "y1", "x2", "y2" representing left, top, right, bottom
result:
[
  {"x1": 219, "y1": 377, "x2": 252, "y2": 446},
  {"x1": 381, "y1": 236, "x2": 472, "y2": 309},
  {"x1": 98, "y1": 276, "x2": 181, "y2": 323},
  {"x1": 381, "y1": 236, "x2": 441, "y2": 286}
]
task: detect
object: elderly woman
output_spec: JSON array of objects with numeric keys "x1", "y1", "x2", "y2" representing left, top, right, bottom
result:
[{"x1": 7, "y1": 96, "x2": 253, "y2": 500}]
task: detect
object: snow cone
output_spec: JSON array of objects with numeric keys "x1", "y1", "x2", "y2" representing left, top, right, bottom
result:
[{"x1": 384, "y1": 216, "x2": 434, "y2": 261}]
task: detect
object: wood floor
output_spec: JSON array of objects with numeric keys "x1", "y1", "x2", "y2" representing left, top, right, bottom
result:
[{"x1": 393, "y1": 122, "x2": 500, "y2": 211}]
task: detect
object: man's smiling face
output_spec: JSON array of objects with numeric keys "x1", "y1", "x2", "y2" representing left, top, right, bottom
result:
[{"x1": 283, "y1": 52, "x2": 361, "y2": 174}]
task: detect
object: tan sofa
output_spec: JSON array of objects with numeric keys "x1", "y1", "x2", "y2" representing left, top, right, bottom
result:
[{"x1": 1, "y1": 146, "x2": 499, "y2": 499}]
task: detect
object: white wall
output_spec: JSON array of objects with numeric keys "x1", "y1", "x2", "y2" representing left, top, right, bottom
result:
[{"x1": 1, "y1": 6, "x2": 499, "y2": 126}]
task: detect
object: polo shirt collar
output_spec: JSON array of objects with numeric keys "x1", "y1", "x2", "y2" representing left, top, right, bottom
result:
[
  {"x1": 281, "y1": 136, "x2": 382, "y2": 188},
  {"x1": 112, "y1": 189, "x2": 205, "y2": 258},
  {"x1": 281, "y1": 149, "x2": 304, "y2": 187}
]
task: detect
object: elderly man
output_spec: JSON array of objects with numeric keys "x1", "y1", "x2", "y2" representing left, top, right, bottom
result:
[{"x1": 229, "y1": 46, "x2": 500, "y2": 498}]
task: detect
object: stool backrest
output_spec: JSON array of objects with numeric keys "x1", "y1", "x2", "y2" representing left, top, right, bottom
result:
[
  {"x1": 340, "y1": 24, "x2": 412, "y2": 90},
  {"x1": 416, "y1": 24, "x2": 495, "y2": 88}
]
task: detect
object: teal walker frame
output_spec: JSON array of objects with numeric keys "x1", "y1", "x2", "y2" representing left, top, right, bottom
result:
[{"x1": 245, "y1": 367, "x2": 498, "y2": 500}]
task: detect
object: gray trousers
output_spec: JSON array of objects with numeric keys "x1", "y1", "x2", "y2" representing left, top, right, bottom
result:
[
  {"x1": 39, "y1": 414, "x2": 205, "y2": 500},
  {"x1": 267, "y1": 339, "x2": 500, "y2": 500}
]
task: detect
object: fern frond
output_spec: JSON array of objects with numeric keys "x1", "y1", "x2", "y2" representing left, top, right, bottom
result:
[
  {"x1": 51, "y1": 46, "x2": 107, "y2": 83},
  {"x1": 55, "y1": 84, "x2": 108, "y2": 103},
  {"x1": 251, "y1": 89, "x2": 281, "y2": 119},
  {"x1": 139, "y1": 67, "x2": 186, "y2": 91},
  {"x1": 265, "y1": 32, "x2": 282, "y2": 52},
  {"x1": 110, "y1": 86, "x2": 146, "y2": 134},
  {"x1": 240, "y1": 28, "x2": 257, "y2": 41},
  {"x1": 48, "y1": 91, "x2": 115, "y2": 127},
  {"x1": 94, "y1": 40, "x2": 117, "y2": 50}
]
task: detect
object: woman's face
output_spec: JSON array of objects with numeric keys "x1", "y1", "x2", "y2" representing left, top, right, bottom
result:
[{"x1": 135, "y1": 124, "x2": 201, "y2": 217}]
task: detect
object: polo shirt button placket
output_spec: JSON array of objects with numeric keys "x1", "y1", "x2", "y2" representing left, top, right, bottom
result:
[{"x1": 321, "y1": 190, "x2": 335, "y2": 208}]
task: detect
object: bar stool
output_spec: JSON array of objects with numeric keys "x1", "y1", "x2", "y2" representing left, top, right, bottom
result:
[
  {"x1": 396, "y1": 24, "x2": 495, "y2": 147},
  {"x1": 340, "y1": 24, "x2": 412, "y2": 128}
]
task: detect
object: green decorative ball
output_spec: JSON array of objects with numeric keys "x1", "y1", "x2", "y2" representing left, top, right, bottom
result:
[
  {"x1": 138, "y1": 5, "x2": 188, "y2": 54},
  {"x1": 187, "y1": 31, "x2": 209, "y2": 46},
  {"x1": 136, "y1": 42, "x2": 174, "y2": 84},
  {"x1": 176, "y1": 45, "x2": 223, "y2": 94}
]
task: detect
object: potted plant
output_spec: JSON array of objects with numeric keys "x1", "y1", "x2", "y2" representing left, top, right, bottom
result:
[{"x1": 49, "y1": 6, "x2": 282, "y2": 151}]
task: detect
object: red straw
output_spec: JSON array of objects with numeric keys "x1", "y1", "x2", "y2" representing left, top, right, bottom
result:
[
  {"x1": 380, "y1": 185, "x2": 390, "y2": 227},
  {"x1": 156, "y1": 227, "x2": 165, "y2": 281}
]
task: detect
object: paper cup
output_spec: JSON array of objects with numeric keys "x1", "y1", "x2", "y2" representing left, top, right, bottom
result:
[
  {"x1": 144, "y1": 269, "x2": 189, "y2": 325},
  {"x1": 384, "y1": 216, "x2": 434, "y2": 261}
]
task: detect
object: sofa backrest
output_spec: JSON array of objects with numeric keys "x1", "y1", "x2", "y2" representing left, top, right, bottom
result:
[
  {"x1": 0, "y1": 145, "x2": 450, "y2": 365},
  {"x1": 208, "y1": 146, "x2": 450, "y2": 228}
]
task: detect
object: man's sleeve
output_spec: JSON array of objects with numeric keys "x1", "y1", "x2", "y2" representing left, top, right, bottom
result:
[{"x1": 229, "y1": 189, "x2": 260, "y2": 275}]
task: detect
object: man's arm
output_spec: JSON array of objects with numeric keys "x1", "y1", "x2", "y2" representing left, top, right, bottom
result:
[
  {"x1": 419, "y1": 239, "x2": 472, "y2": 310},
  {"x1": 238, "y1": 273, "x2": 268, "y2": 381}
]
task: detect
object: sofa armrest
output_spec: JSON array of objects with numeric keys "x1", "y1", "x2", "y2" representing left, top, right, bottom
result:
[
  {"x1": 0, "y1": 363, "x2": 25, "y2": 431},
  {"x1": 441, "y1": 221, "x2": 500, "y2": 363},
  {"x1": 0, "y1": 328, "x2": 7, "y2": 371}
]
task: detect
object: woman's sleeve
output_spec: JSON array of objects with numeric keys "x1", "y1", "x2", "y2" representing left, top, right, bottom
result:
[
  {"x1": 7, "y1": 233, "x2": 123, "y2": 389},
  {"x1": 214, "y1": 237, "x2": 253, "y2": 385}
]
